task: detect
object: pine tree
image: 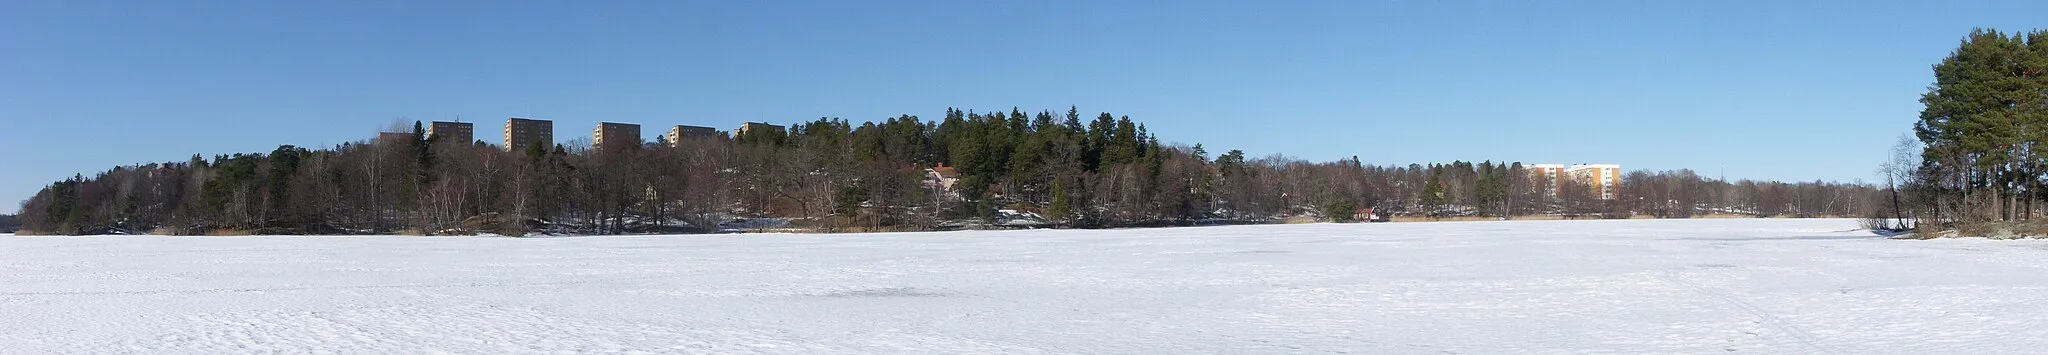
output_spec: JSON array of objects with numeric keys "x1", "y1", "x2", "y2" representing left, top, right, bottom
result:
[
  {"x1": 1421, "y1": 168, "x2": 1446, "y2": 217},
  {"x1": 1914, "y1": 29, "x2": 2048, "y2": 226}
]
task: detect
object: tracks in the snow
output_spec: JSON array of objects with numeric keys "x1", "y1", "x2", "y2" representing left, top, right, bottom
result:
[{"x1": 1660, "y1": 270, "x2": 1841, "y2": 354}]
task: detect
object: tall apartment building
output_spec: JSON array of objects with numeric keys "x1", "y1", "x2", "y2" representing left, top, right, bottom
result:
[
  {"x1": 425, "y1": 121, "x2": 474, "y2": 144},
  {"x1": 1526, "y1": 163, "x2": 1621, "y2": 199},
  {"x1": 1566, "y1": 164, "x2": 1621, "y2": 199},
  {"x1": 1527, "y1": 164, "x2": 1567, "y2": 194},
  {"x1": 664, "y1": 125, "x2": 720, "y2": 146},
  {"x1": 593, "y1": 122, "x2": 642, "y2": 150},
  {"x1": 503, "y1": 118, "x2": 554, "y2": 152},
  {"x1": 736, "y1": 122, "x2": 785, "y2": 137}
]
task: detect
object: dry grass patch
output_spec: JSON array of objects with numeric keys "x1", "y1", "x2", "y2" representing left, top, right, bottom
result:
[
  {"x1": 204, "y1": 229, "x2": 254, "y2": 236},
  {"x1": 1281, "y1": 216, "x2": 1321, "y2": 224},
  {"x1": 1955, "y1": 220, "x2": 2048, "y2": 240},
  {"x1": 1696, "y1": 214, "x2": 1756, "y2": 219}
]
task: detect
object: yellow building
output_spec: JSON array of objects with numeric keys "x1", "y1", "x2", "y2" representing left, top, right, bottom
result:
[
  {"x1": 1526, "y1": 163, "x2": 1620, "y2": 199},
  {"x1": 1527, "y1": 164, "x2": 1567, "y2": 194},
  {"x1": 1565, "y1": 164, "x2": 1621, "y2": 199}
]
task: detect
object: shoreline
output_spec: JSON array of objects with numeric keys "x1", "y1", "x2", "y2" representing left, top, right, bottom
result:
[{"x1": 8, "y1": 215, "x2": 1855, "y2": 237}]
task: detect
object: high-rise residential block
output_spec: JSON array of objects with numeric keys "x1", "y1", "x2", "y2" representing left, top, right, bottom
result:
[
  {"x1": 735, "y1": 122, "x2": 784, "y2": 137},
  {"x1": 503, "y1": 118, "x2": 554, "y2": 152},
  {"x1": 426, "y1": 121, "x2": 473, "y2": 144},
  {"x1": 664, "y1": 125, "x2": 720, "y2": 146},
  {"x1": 1526, "y1": 163, "x2": 1621, "y2": 199},
  {"x1": 1526, "y1": 164, "x2": 1567, "y2": 195},
  {"x1": 593, "y1": 122, "x2": 642, "y2": 150},
  {"x1": 1565, "y1": 164, "x2": 1621, "y2": 199}
]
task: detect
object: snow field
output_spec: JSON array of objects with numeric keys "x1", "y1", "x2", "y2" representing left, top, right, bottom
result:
[{"x1": 7, "y1": 219, "x2": 2048, "y2": 354}]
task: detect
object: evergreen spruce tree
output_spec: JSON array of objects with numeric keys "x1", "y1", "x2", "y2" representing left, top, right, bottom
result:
[
  {"x1": 1421, "y1": 168, "x2": 1446, "y2": 217},
  {"x1": 1048, "y1": 180, "x2": 1070, "y2": 223}
]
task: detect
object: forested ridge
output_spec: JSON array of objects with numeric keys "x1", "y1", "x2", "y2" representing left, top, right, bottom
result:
[{"x1": 17, "y1": 107, "x2": 1879, "y2": 236}]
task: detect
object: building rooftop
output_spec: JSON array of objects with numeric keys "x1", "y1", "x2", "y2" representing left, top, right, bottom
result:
[{"x1": 930, "y1": 164, "x2": 959, "y2": 179}]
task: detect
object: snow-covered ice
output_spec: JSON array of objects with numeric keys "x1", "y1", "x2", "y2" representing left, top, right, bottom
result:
[{"x1": 7, "y1": 219, "x2": 2048, "y2": 354}]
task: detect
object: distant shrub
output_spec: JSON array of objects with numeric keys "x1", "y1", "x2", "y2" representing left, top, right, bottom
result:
[{"x1": 1324, "y1": 200, "x2": 1358, "y2": 223}]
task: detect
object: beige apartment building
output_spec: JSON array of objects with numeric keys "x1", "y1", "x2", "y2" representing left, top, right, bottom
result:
[
  {"x1": 503, "y1": 118, "x2": 554, "y2": 152},
  {"x1": 426, "y1": 121, "x2": 473, "y2": 144},
  {"x1": 664, "y1": 125, "x2": 719, "y2": 146},
  {"x1": 736, "y1": 122, "x2": 784, "y2": 137},
  {"x1": 593, "y1": 122, "x2": 642, "y2": 150}
]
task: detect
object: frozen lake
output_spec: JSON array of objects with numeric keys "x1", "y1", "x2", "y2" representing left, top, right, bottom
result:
[{"x1": 7, "y1": 219, "x2": 2048, "y2": 354}]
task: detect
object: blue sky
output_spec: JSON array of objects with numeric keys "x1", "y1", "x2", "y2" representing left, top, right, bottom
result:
[{"x1": 2, "y1": 0, "x2": 2043, "y2": 214}]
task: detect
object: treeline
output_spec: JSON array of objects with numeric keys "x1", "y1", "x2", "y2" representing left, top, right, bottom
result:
[
  {"x1": 16, "y1": 107, "x2": 1879, "y2": 236},
  {"x1": 0, "y1": 214, "x2": 18, "y2": 233},
  {"x1": 1893, "y1": 28, "x2": 2048, "y2": 235}
]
